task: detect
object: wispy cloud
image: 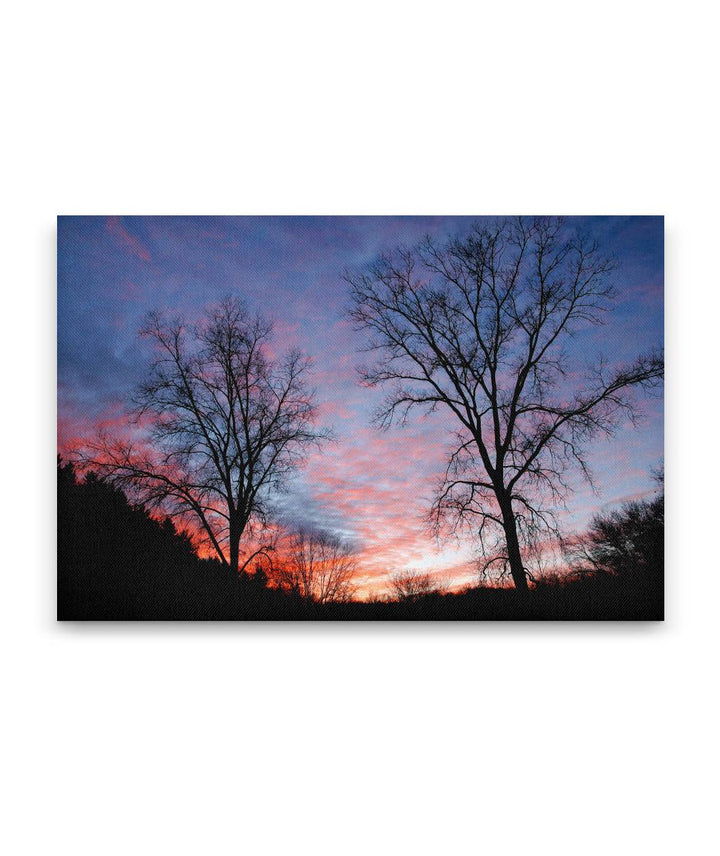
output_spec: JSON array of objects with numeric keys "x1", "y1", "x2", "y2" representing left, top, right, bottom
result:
[{"x1": 105, "y1": 216, "x2": 152, "y2": 262}]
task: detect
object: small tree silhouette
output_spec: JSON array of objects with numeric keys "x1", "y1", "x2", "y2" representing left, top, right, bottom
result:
[
  {"x1": 566, "y1": 490, "x2": 664, "y2": 584},
  {"x1": 388, "y1": 569, "x2": 440, "y2": 602},
  {"x1": 278, "y1": 529, "x2": 357, "y2": 604}
]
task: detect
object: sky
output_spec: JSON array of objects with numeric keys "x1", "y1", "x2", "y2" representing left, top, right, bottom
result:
[{"x1": 57, "y1": 216, "x2": 664, "y2": 595}]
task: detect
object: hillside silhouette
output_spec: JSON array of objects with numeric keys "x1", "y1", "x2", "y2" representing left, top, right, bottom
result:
[
  {"x1": 58, "y1": 458, "x2": 301, "y2": 620},
  {"x1": 58, "y1": 459, "x2": 663, "y2": 621}
]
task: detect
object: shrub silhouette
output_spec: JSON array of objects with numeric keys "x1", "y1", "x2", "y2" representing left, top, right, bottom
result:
[{"x1": 562, "y1": 490, "x2": 664, "y2": 618}]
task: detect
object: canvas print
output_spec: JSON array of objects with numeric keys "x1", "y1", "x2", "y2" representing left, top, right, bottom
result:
[{"x1": 57, "y1": 216, "x2": 664, "y2": 620}]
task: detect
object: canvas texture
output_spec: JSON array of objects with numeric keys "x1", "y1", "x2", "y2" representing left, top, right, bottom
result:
[{"x1": 57, "y1": 216, "x2": 664, "y2": 620}]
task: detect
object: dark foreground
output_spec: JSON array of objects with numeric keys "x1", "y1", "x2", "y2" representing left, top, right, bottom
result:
[
  {"x1": 58, "y1": 568, "x2": 664, "y2": 621},
  {"x1": 58, "y1": 460, "x2": 663, "y2": 622}
]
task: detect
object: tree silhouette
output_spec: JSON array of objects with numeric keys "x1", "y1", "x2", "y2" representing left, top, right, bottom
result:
[
  {"x1": 388, "y1": 569, "x2": 440, "y2": 602},
  {"x1": 566, "y1": 489, "x2": 664, "y2": 585},
  {"x1": 277, "y1": 529, "x2": 357, "y2": 604},
  {"x1": 347, "y1": 218, "x2": 663, "y2": 591},
  {"x1": 80, "y1": 298, "x2": 330, "y2": 577}
]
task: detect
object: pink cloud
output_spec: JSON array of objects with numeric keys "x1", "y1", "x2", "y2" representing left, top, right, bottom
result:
[
  {"x1": 299, "y1": 420, "x2": 477, "y2": 592},
  {"x1": 105, "y1": 217, "x2": 152, "y2": 262},
  {"x1": 316, "y1": 400, "x2": 355, "y2": 420}
]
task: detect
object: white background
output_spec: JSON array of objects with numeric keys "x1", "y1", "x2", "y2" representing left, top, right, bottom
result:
[{"x1": 2, "y1": 2, "x2": 718, "y2": 854}]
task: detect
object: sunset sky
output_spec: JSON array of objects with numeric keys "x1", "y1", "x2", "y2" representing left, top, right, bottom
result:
[{"x1": 57, "y1": 216, "x2": 663, "y2": 594}]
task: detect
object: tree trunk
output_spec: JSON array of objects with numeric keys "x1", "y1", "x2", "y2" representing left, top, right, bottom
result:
[
  {"x1": 499, "y1": 493, "x2": 529, "y2": 593},
  {"x1": 229, "y1": 521, "x2": 240, "y2": 577}
]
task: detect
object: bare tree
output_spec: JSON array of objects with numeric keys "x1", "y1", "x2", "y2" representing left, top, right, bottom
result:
[
  {"x1": 564, "y1": 487, "x2": 664, "y2": 583},
  {"x1": 278, "y1": 529, "x2": 357, "y2": 604},
  {"x1": 388, "y1": 569, "x2": 441, "y2": 602},
  {"x1": 347, "y1": 218, "x2": 663, "y2": 592},
  {"x1": 80, "y1": 298, "x2": 330, "y2": 576}
]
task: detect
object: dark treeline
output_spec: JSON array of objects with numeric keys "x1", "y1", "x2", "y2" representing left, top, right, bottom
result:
[
  {"x1": 58, "y1": 459, "x2": 300, "y2": 620},
  {"x1": 58, "y1": 459, "x2": 663, "y2": 621}
]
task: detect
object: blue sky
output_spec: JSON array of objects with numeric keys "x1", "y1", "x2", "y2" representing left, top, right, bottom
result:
[{"x1": 58, "y1": 215, "x2": 663, "y2": 592}]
